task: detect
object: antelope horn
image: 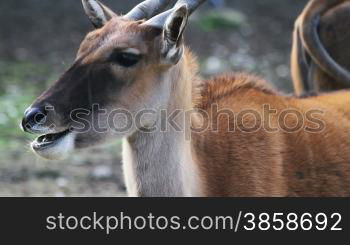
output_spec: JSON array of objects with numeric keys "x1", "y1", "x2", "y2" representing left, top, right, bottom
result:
[
  {"x1": 142, "y1": 0, "x2": 206, "y2": 28},
  {"x1": 125, "y1": 0, "x2": 174, "y2": 20}
]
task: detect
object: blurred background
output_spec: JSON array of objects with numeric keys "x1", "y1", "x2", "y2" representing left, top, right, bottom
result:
[{"x1": 0, "y1": 0, "x2": 308, "y2": 196}]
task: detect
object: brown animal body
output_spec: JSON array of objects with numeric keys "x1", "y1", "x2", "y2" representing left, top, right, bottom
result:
[
  {"x1": 21, "y1": 0, "x2": 350, "y2": 196},
  {"x1": 291, "y1": 0, "x2": 350, "y2": 96},
  {"x1": 194, "y1": 73, "x2": 350, "y2": 196}
]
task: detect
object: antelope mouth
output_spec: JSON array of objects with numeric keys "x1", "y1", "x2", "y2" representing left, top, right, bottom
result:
[
  {"x1": 32, "y1": 129, "x2": 71, "y2": 150},
  {"x1": 31, "y1": 129, "x2": 75, "y2": 160}
]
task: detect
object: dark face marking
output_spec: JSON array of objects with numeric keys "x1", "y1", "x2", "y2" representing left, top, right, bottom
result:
[
  {"x1": 31, "y1": 61, "x2": 123, "y2": 127},
  {"x1": 26, "y1": 17, "x2": 163, "y2": 149}
]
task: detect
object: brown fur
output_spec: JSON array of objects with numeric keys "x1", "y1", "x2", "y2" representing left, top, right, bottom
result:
[
  {"x1": 291, "y1": 0, "x2": 350, "y2": 96},
  {"x1": 191, "y1": 68, "x2": 350, "y2": 196},
  {"x1": 27, "y1": 10, "x2": 350, "y2": 197}
]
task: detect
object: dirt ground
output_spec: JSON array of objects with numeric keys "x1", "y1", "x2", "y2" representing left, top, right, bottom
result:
[{"x1": 0, "y1": 0, "x2": 308, "y2": 196}]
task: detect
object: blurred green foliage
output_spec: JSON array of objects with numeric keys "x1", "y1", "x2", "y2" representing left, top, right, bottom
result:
[
  {"x1": 0, "y1": 61, "x2": 53, "y2": 149},
  {"x1": 195, "y1": 9, "x2": 246, "y2": 32}
]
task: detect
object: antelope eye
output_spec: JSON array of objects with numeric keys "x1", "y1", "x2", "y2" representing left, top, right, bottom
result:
[{"x1": 110, "y1": 51, "x2": 141, "y2": 67}]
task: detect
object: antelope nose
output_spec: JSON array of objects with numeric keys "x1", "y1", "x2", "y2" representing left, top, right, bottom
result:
[{"x1": 21, "y1": 107, "x2": 47, "y2": 133}]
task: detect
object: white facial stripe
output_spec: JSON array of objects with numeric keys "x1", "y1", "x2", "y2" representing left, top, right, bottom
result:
[{"x1": 123, "y1": 48, "x2": 141, "y2": 55}]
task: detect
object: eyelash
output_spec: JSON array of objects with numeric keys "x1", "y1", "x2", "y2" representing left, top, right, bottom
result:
[{"x1": 110, "y1": 52, "x2": 142, "y2": 67}]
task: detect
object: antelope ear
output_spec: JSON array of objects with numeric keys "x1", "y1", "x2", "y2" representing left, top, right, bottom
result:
[
  {"x1": 82, "y1": 0, "x2": 116, "y2": 28},
  {"x1": 161, "y1": 5, "x2": 189, "y2": 65}
]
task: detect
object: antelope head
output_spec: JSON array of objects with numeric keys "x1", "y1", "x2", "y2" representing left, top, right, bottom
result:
[{"x1": 21, "y1": 0, "x2": 205, "y2": 160}]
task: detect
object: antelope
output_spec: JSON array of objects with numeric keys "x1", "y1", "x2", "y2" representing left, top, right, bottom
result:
[
  {"x1": 291, "y1": 0, "x2": 350, "y2": 96},
  {"x1": 21, "y1": 0, "x2": 350, "y2": 197}
]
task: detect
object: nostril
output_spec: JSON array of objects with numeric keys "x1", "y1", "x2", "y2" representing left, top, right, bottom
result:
[
  {"x1": 28, "y1": 108, "x2": 47, "y2": 123},
  {"x1": 34, "y1": 112, "x2": 46, "y2": 124},
  {"x1": 22, "y1": 107, "x2": 48, "y2": 132}
]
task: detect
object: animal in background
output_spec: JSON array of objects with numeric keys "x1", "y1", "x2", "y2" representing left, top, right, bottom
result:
[{"x1": 291, "y1": 0, "x2": 350, "y2": 96}]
